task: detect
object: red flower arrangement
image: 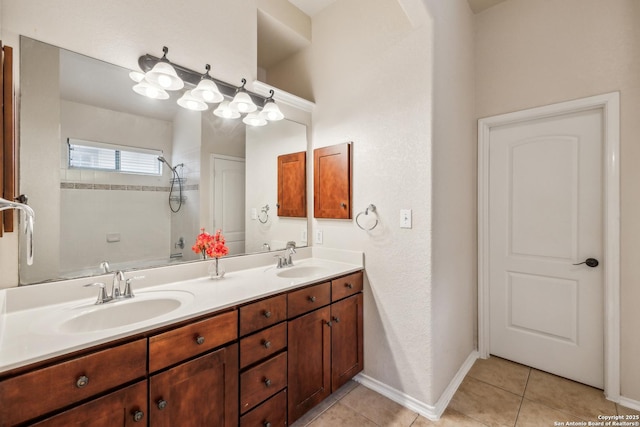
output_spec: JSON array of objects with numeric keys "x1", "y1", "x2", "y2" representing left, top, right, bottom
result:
[{"x1": 192, "y1": 228, "x2": 229, "y2": 259}]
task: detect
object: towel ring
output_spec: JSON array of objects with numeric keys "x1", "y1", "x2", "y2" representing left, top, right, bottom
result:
[
  {"x1": 356, "y1": 204, "x2": 379, "y2": 231},
  {"x1": 258, "y1": 204, "x2": 269, "y2": 224}
]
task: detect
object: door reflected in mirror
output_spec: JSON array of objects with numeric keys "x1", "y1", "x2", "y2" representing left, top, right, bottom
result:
[{"x1": 18, "y1": 36, "x2": 308, "y2": 285}]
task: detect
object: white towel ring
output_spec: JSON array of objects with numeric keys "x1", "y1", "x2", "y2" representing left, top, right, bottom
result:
[
  {"x1": 258, "y1": 204, "x2": 269, "y2": 224},
  {"x1": 356, "y1": 204, "x2": 378, "y2": 231}
]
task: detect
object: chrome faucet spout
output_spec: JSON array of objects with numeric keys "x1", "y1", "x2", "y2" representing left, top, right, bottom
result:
[
  {"x1": 0, "y1": 197, "x2": 35, "y2": 265},
  {"x1": 112, "y1": 271, "x2": 125, "y2": 299}
]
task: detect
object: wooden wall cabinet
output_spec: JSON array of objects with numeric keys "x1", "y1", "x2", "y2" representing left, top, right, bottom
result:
[
  {"x1": 314, "y1": 142, "x2": 352, "y2": 219},
  {"x1": 277, "y1": 151, "x2": 307, "y2": 217}
]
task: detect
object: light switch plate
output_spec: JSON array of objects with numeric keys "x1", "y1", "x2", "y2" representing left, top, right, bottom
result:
[
  {"x1": 301, "y1": 229, "x2": 308, "y2": 243},
  {"x1": 400, "y1": 209, "x2": 412, "y2": 229},
  {"x1": 315, "y1": 230, "x2": 323, "y2": 244},
  {"x1": 251, "y1": 208, "x2": 257, "y2": 220}
]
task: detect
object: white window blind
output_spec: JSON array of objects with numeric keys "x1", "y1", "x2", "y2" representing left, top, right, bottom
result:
[{"x1": 68, "y1": 139, "x2": 162, "y2": 175}]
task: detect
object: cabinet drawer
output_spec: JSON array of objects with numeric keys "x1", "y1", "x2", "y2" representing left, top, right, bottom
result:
[
  {"x1": 240, "y1": 322, "x2": 287, "y2": 369},
  {"x1": 0, "y1": 339, "x2": 146, "y2": 426},
  {"x1": 149, "y1": 310, "x2": 237, "y2": 372},
  {"x1": 240, "y1": 351, "x2": 287, "y2": 414},
  {"x1": 240, "y1": 388, "x2": 287, "y2": 427},
  {"x1": 287, "y1": 282, "x2": 331, "y2": 318},
  {"x1": 239, "y1": 294, "x2": 287, "y2": 336},
  {"x1": 331, "y1": 270, "x2": 363, "y2": 301}
]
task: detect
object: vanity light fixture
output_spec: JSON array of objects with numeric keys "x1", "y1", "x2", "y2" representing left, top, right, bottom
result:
[
  {"x1": 242, "y1": 112, "x2": 267, "y2": 127},
  {"x1": 144, "y1": 46, "x2": 184, "y2": 91},
  {"x1": 260, "y1": 90, "x2": 284, "y2": 121},
  {"x1": 213, "y1": 100, "x2": 241, "y2": 119},
  {"x1": 129, "y1": 71, "x2": 145, "y2": 83},
  {"x1": 191, "y1": 64, "x2": 224, "y2": 104},
  {"x1": 132, "y1": 80, "x2": 169, "y2": 100},
  {"x1": 177, "y1": 90, "x2": 208, "y2": 111},
  {"x1": 230, "y1": 79, "x2": 257, "y2": 113}
]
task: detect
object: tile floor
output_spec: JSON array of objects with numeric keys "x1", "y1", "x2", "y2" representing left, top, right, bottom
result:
[{"x1": 291, "y1": 356, "x2": 640, "y2": 427}]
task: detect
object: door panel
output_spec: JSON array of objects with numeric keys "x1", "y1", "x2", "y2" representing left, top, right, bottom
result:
[
  {"x1": 213, "y1": 157, "x2": 245, "y2": 255},
  {"x1": 489, "y1": 108, "x2": 603, "y2": 388}
]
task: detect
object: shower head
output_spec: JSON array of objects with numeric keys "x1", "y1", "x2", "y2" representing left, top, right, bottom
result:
[{"x1": 157, "y1": 156, "x2": 175, "y2": 172}]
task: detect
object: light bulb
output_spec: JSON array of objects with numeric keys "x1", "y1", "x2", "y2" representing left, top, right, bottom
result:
[{"x1": 158, "y1": 74, "x2": 172, "y2": 88}]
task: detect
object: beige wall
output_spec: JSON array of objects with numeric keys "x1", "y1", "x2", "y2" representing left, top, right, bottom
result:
[{"x1": 475, "y1": 0, "x2": 640, "y2": 401}]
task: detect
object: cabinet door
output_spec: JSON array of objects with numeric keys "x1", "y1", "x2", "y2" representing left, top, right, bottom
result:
[
  {"x1": 277, "y1": 151, "x2": 306, "y2": 217},
  {"x1": 150, "y1": 344, "x2": 239, "y2": 427},
  {"x1": 313, "y1": 142, "x2": 352, "y2": 219},
  {"x1": 331, "y1": 293, "x2": 364, "y2": 391},
  {"x1": 287, "y1": 306, "x2": 331, "y2": 424},
  {"x1": 31, "y1": 381, "x2": 147, "y2": 427}
]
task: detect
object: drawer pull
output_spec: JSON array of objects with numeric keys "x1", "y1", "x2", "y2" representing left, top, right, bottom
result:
[
  {"x1": 132, "y1": 410, "x2": 145, "y2": 422},
  {"x1": 346, "y1": 282, "x2": 354, "y2": 289},
  {"x1": 308, "y1": 296, "x2": 317, "y2": 302},
  {"x1": 157, "y1": 399, "x2": 168, "y2": 410},
  {"x1": 75, "y1": 375, "x2": 89, "y2": 388},
  {"x1": 326, "y1": 319, "x2": 333, "y2": 327},
  {"x1": 264, "y1": 422, "x2": 272, "y2": 427},
  {"x1": 264, "y1": 378, "x2": 272, "y2": 387},
  {"x1": 263, "y1": 310, "x2": 272, "y2": 319},
  {"x1": 195, "y1": 335, "x2": 205, "y2": 345},
  {"x1": 262, "y1": 340, "x2": 272, "y2": 349}
]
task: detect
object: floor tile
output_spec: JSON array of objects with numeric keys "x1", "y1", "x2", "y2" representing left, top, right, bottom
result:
[
  {"x1": 524, "y1": 369, "x2": 617, "y2": 420},
  {"x1": 290, "y1": 397, "x2": 339, "y2": 427},
  {"x1": 449, "y1": 376, "x2": 522, "y2": 427},
  {"x1": 467, "y1": 356, "x2": 530, "y2": 396},
  {"x1": 515, "y1": 398, "x2": 586, "y2": 427},
  {"x1": 410, "y1": 408, "x2": 489, "y2": 426},
  {"x1": 617, "y1": 403, "x2": 640, "y2": 416},
  {"x1": 340, "y1": 384, "x2": 419, "y2": 427},
  {"x1": 308, "y1": 402, "x2": 378, "y2": 427}
]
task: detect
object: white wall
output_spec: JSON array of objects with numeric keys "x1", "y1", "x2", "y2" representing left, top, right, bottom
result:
[
  {"x1": 475, "y1": 0, "x2": 640, "y2": 402},
  {"x1": 425, "y1": 0, "x2": 476, "y2": 403}
]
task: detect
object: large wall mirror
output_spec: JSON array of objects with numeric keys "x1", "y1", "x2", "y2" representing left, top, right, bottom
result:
[{"x1": 19, "y1": 36, "x2": 308, "y2": 285}]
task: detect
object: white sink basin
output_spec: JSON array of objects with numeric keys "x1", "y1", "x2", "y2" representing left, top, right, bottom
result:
[
  {"x1": 276, "y1": 265, "x2": 329, "y2": 279},
  {"x1": 42, "y1": 291, "x2": 194, "y2": 334}
]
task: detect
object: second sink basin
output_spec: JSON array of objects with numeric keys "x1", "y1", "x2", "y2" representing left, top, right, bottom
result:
[
  {"x1": 276, "y1": 265, "x2": 329, "y2": 279},
  {"x1": 43, "y1": 290, "x2": 194, "y2": 334}
]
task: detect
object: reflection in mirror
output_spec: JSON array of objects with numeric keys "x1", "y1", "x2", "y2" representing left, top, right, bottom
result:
[{"x1": 18, "y1": 36, "x2": 308, "y2": 285}]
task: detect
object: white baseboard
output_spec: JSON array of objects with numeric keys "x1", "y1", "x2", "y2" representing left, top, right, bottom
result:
[
  {"x1": 618, "y1": 396, "x2": 640, "y2": 412},
  {"x1": 354, "y1": 350, "x2": 479, "y2": 421}
]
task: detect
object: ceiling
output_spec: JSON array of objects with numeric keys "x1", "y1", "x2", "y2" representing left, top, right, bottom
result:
[{"x1": 287, "y1": 0, "x2": 509, "y2": 16}]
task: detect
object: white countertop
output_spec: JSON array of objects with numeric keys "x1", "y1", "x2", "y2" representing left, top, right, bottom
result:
[{"x1": 0, "y1": 248, "x2": 363, "y2": 374}]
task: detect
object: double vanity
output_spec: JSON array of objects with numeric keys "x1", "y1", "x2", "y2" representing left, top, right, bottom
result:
[{"x1": 0, "y1": 249, "x2": 364, "y2": 426}]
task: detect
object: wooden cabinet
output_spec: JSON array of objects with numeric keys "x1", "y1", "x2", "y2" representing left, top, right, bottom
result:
[
  {"x1": 240, "y1": 388, "x2": 287, "y2": 427},
  {"x1": 0, "y1": 339, "x2": 147, "y2": 426},
  {"x1": 239, "y1": 294, "x2": 287, "y2": 337},
  {"x1": 31, "y1": 381, "x2": 147, "y2": 427},
  {"x1": 277, "y1": 151, "x2": 306, "y2": 217},
  {"x1": 288, "y1": 272, "x2": 364, "y2": 424},
  {"x1": 150, "y1": 344, "x2": 238, "y2": 427},
  {"x1": 314, "y1": 142, "x2": 352, "y2": 219}
]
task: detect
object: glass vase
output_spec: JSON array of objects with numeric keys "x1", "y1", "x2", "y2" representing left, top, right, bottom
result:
[{"x1": 209, "y1": 257, "x2": 225, "y2": 280}]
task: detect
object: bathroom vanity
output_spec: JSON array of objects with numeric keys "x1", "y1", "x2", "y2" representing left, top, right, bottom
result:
[{"x1": 0, "y1": 256, "x2": 363, "y2": 426}]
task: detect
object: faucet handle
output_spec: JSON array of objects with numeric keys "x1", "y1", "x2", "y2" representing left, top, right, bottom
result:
[
  {"x1": 123, "y1": 276, "x2": 144, "y2": 298},
  {"x1": 273, "y1": 254, "x2": 284, "y2": 268},
  {"x1": 84, "y1": 282, "x2": 110, "y2": 304}
]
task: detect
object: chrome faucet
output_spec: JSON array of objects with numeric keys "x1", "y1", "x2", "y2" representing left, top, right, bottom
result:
[
  {"x1": 111, "y1": 270, "x2": 125, "y2": 299},
  {"x1": 84, "y1": 271, "x2": 142, "y2": 304},
  {"x1": 275, "y1": 241, "x2": 297, "y2": 269}
]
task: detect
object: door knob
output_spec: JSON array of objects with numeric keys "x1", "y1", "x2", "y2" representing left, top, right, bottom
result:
[{"x1": 573, "y1": 258, "x2": 599, "y2": 268}]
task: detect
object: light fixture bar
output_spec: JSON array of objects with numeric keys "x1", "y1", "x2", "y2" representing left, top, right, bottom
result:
[{"x1": 138, "y1": 54, "x2": 270, "y2": 108}]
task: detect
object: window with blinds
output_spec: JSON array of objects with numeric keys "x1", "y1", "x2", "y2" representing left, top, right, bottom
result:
[{"x1": 67, "y1": 139, "x2": 162, "y2": 175}]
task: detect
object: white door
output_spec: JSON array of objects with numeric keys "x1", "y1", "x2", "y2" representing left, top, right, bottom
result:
[
  {"x1": 212, "y1": 156, "x2": 245, "y2": 255},
  {"x1": 488, "y1": 108, "x2": 604, "y2": 388}
]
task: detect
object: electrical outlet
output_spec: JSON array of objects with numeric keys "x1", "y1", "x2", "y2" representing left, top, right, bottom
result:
[
  {"x1": 250, "y1": 208, "x2": 257, "y2": 220},
  {"x1": 400, "y1": 209, "x2": 412, "y2": 229},
  {"x1": 301, "y1": 229, "x2": 308, "y2": 242},
  {"x1": 315, "y1": 230, "x2": 323, "y2": 244}
]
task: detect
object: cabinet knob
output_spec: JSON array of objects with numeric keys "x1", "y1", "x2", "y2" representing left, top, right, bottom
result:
[
  {"x1": 262, "y1": 340, "x2": 272, "y2": 349},
  {"x1": 341, "y1": 202, "x2": 347, "y2": 208},
  {"x1": 132, "y1": 410, "x2": 145, "y2": 422},
  {"x1": 264, "y1": 378, "x2": 272, "y2": 387},
  {"x1": 264, "y1": 422, "x2": 272, "y2": 427},
  {"x1": 332, "y1": 316, "x2": 340, "y2": 323},
  {"x1": 345, "y1": 282, "x2": 353, "y2": 289},
  {"x1": 263, "y1": 310, "x2": 272, "y2": 319},
  {"x1": 308, "y1": 296, "x2": 317, "y2": 303},
  {"x1": 157, "y1": 399, "x2": 168, "y2": 410},
  {"x1": 195, "y1": 335, "x2": 205, "y2": 345},
  {"x1": 75, "y1": 375, "x2": 89, "y2": 388},
  {"x1": 326, "y1": 319, "x2": 333, "y2": 327}
]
